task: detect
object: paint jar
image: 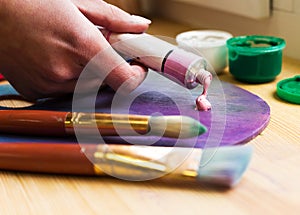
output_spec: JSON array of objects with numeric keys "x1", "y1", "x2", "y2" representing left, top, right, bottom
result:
[
  {"x1": 226, "y1": 35, "x2": 286, "y2": 83},
  {"x1": 176, "y1": 30, "x2": 233, "y2": 75}
]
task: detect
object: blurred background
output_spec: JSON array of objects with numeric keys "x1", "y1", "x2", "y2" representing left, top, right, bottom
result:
[{"x1": 106, "y1": 0, "x2": 300, "y2": 60}]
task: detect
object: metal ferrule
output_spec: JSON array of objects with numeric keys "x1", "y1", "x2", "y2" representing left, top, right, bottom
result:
[
  {"x1": 92, "y1": 144, "x2": 202, "y2": 180},
  {"x1": 65, "y1": 112, "x2": 150, "y2": 136}
]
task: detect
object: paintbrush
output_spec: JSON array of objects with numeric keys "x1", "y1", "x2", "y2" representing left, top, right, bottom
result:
[
  {"x1": 0, "y1": 110, "x2": 206, "y2": 138},
  {"x1": 0, "y1": 142, "x2": 252, "y2": 187}
]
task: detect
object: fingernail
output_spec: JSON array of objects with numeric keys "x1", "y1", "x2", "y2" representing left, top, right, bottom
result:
[{"x1": 131, "y1": 15, "x2": 152, "y2": 24}]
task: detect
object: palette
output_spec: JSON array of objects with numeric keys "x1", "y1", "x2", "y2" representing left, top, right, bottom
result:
[{"x1": 0, "y1": 71, "x2": 270, "y2": 148}]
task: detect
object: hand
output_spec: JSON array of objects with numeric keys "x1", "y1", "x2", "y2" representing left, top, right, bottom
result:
[{"x1": 0, "y1": 0, "x2": 151, "y2": 100}]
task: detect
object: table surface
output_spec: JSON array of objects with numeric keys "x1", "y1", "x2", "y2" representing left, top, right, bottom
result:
[{"x1": 0, "y1": 18, "x2": 299, "y2": 214}]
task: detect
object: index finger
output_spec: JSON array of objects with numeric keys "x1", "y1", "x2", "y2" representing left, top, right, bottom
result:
[{"x1": 72, "y1": 0, "x2": 151, "y2": 33}]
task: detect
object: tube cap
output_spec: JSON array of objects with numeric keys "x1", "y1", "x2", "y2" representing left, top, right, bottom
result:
[{"x1": 276, "y1": 75, "x2": 300, "y2": 104}]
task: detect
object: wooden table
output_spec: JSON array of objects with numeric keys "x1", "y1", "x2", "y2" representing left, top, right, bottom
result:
[{"x1": 0, "y1": 19, "x2": 299, "y2": 214}]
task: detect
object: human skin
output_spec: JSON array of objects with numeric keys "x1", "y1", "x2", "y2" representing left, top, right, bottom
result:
[{"x1": 0, "y1": 0, "x2": 151, "y2": 100}]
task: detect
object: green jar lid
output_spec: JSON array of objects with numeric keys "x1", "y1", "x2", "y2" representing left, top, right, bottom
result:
[
  {"x1": 277, "y1": 75, "x2": 300, "y2": 104},
  {"x1": 227, "y1": 35, "x2": 286, "y2": 56}
]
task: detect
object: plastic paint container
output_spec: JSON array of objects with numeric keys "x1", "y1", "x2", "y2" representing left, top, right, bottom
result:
[
  {"x1": 176, "y1": 30, "x2": 233, "y2": 74},
  {"x1": 226, "y1": 35, "x2": 286, "y2": 83},
  {"x1": 277, "y1": 75, "x2": 300, "y2": 104}
]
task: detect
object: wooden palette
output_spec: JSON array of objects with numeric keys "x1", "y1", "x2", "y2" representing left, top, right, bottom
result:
[{"x1": 0, "y1": 71, "x2": 270, "y2": 148}]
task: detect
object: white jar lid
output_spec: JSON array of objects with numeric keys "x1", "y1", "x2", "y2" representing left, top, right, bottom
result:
[{"x1": 176, "y1": 30, "x2": 233, "y2": 49}]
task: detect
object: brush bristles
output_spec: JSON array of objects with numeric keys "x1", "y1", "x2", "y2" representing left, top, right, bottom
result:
[
  {"x1": 197, "y1": 145, "x2": 253, "y2": 187},
  {"x1": 148, "y1": 116, "x2": 207, "y2": 138}
]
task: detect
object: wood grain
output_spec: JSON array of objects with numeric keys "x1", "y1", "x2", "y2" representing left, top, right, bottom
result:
[{"x1": 0, "y1": 18, "x2": 299, "y2": 214}]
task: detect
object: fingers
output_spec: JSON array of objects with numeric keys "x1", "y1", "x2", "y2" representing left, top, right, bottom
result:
[
  {"x1": 71, "y1": 0, "x2": 151, "y2": 33},
  {"x1": 1, "y1": 0, "x2": 149, "y2": 100},
  {"x1": 33, "y1": 1, "x2": 148, "y2": 99},
  {"x1": 79, "y1": 39, "x2": 148, "y2": 95},
  {"x1": 15, "y1": 62, "x2": 147, "y2": 101},
  {"x1": 104, "y1": 64, "x2": 147, "y2": 94},
  {"x1": 66, "y1": 0, "x2": 150, "y2": 93}
]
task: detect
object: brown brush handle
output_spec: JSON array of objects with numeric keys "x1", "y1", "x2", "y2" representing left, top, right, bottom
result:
[
  {"x1": 0, "y1": 110, "x2": 68, "y2": 136},
  {"x1": 0, "y1": 142, "x2": 96, "y2": 175},
  {"x1": 0, "y1": 110, "x2": 150, "y2": 137}
]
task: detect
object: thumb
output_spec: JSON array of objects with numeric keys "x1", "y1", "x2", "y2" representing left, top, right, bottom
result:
[{"x1": 72, "y1": 0, "x2": 151, "y2": 33}]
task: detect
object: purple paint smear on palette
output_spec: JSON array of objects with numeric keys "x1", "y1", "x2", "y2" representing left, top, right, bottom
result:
[{"x1": 0, "y1": 71, "x2": 270, "y2": 148}]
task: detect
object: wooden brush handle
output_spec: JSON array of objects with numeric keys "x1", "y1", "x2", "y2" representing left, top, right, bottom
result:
[
  {"x1": 0, "y1": 110, "x2": 68, "y2": 136},
  {"x1": 0, "y1": 110, "x2": 150, "y2": 137},
  {"x1": 0, "y1": 143, "x2": 95, "y2": 175}
]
